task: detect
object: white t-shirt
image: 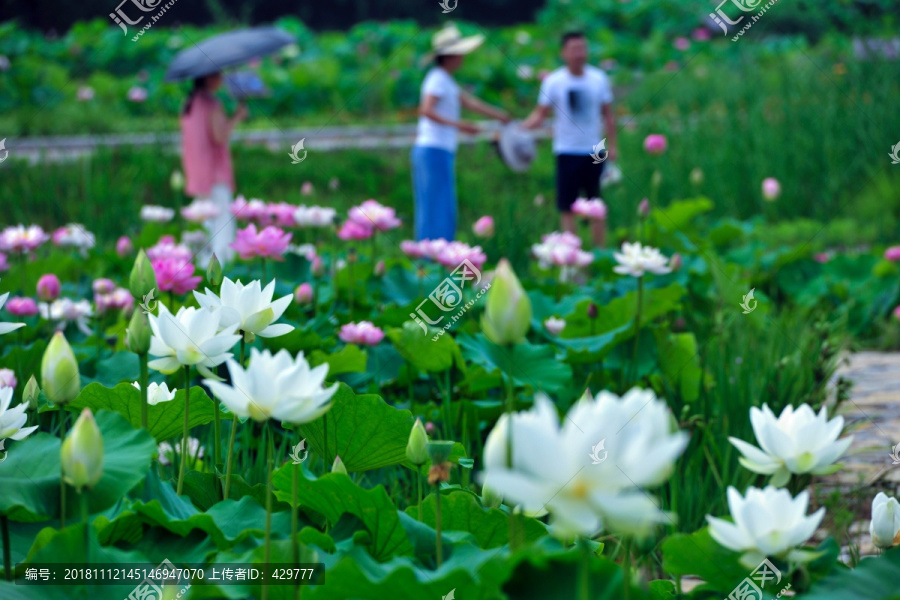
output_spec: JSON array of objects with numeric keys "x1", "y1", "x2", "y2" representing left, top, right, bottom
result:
[
  {"x1": 538, "y1": 65, "x2": 614, "y2": 155},
  {"x1": 415, "y1": 67, "x2": 461, "y2": 153}
]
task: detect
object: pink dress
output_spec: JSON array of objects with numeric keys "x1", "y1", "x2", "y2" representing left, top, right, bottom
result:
[{"x1": 180, "y1": 92, "x2": 235, "y2": 198}]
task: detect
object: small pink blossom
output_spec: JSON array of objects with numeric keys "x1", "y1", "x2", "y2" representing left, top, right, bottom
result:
[
  {"x1": 643, "y1": 134, "x2": 668, "y2": 155},
  {"x1": 77, "y1": 86, "x2": 94, "y2": 101},
  {"x1": 0, "y1": 368, "x2": 16, "y2": 389},
  {"x1": 294, "y1": 283, "x2": 314, "y2": 304},
  {"x1": 572, "y1": 198, "x2": 607, "y2": 220},
  {"x1": 894, "y1": 306, "x2": 900, "y2": 321},
  {"x1": 5, "y1": 297, "x2": 39, "y2": 317},
  {"x1": 116, "y1": 236, "x2": 133, "y2": 257},
  {"x1": 339, "y1": 321, "x2": 384, "y2": 346},
  {"x1": 436, "y1": 242, "x2": 488, "y2": 271},
  {"x1": 127, "y1": 86, "x2": 148, "y2": 102},
  {"x1": 348, "y1": 200, "x2": 402, "y2": 232},
  {"x1": 181, "y1": 199, "x2": 221, "y2": 223},
  {"x1": 92, "y1": 278, "x2": 116, "y2": 295},
  {"x1": 96, "y1": 288, "x2": 134, "y2": 314},
  {"x1": 338, "y1": 220, "x2": 374, "y2": 241},
  {"x1": 266, "y1": 202, "x2": 299, "y2": 228},
  {"x1": 301, "y1": 181, "x2": 315, "y2": 196},
  {"x1": 401, "y1": 240, "x2": 428, "y2": 259},
  {"x1": 231, "y1": 196, "x2": 269, "y2": 222},
  {"x1": 37, "y1": 274, "x2": 61, "y2": 302},
  {"x1": 638, "y1": 198, "x2": 650, "y2": 218},
  {"x1": 762, "y1": 177, "x2": 781, "y2": 201},
  {"x1": 152, "y1": 258, "x2": 202, "y2": 295},
  {"x1": 231, "y1": 224, "x2": 292, "y2": 261},
  {"x1": 674, "y1": 37, "x2": 691, "y2": 51},
  {"x1": 692, "y1": 27, "x2": 711, "y2": 41},
  {"x1": 0, "y1": 225, "x2": 50, "y2": 253},
  {"x1": 374, "y1": 260, "x2": 386, "y2": 276},
  {"x1": 311, "y1": 256, "x2": 325, "y2": 277},
  {"x1": 814, "y1": 252, "x2": 832, "y2": 263},
  {"x1": 473, "y1": 216, "x2": 495, "y2": 238},
  {"x1": 532, "y1": 232, "x2": 593, "y2": 268},
  {"x1": 147, "y1": 235, "x2": 193, "y2": 263},
  {"x1": 883, "y1": 246, "x2": 900, "y2": 262}
]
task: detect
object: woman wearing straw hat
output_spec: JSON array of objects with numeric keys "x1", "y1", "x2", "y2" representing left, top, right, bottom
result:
[{"x1": 412, "y1": 24, "x2": 512, "y2": 242}]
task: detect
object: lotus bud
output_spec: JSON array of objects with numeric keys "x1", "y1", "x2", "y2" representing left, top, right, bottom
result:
[
  {"x1": 294, "y1": 283, "x2": 314, "y2": 305},
  {"x1": 41, "y1": 331, "x2": 81, "y2": 404},
  {"x1": 129, "y1": 249, "x2": 158, "y2": 302},
  {"x1": 116, "y1": 236, "x2": 133, "y2": 257},
  {"x1": 374, "y1": 260, "x2": 386, "y2": 277},
  {"x1": 0, "y1": 368, "x2": 15, "y2": 389},
  {"x1": 332, "y1": 455, "x2": 348, "y2": 475},
  {"x1": 587, "y1": 302, "x2": 598, "y2": 319},
  {"x1": 651, "y1": 171, "x2": 662, "y2": 188},
  {"x1": 870, "y1": 492, "x2": 900, "y2": 549},
  {"x1": 762, "y1": 177, "x2": 781, "y2": 201},
  {"x1": 206, "y1": 253, "x2": 223, "y2": 288},
  {"x1": 311, "y1": 256, "x2": 324, "y2": 277},
  {"x1": 638, "y1": 198, "x2": 650, "y2": 219},
  {"x1": 61, "y1": 408, "x2": 104, "y2": 493},
  {"x1": 24, "y1": 375, "x2": 40, "y2": 410},
  {"x1": 36, "y1": 274, "x2": 61, "y2": 302},
  {"x1": 425, "y1": 421, "x2": 435, "y2": 435},
  {"x1": 170, "y1": 170, "x2": 185, "y2": 192},
  {"x1": 125, "y1": 308, "x2": 152, "y2": 355},
  {"x1": 406, "y1": 418, "x2": 429, "y2": 466},
  {"x1": 669, "y1": 253, "x2": 683, "y2": 272},
  {"x1": 481, "y1": 259, "x2": 532, "y2": 346},
  {"x1": 690, "y1": 168, "x2": 704, "y2": 186}
]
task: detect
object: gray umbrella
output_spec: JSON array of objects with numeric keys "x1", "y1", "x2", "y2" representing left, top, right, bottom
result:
[{"x1": 164, "y1": 27, "x2": 294, "y2": 82}]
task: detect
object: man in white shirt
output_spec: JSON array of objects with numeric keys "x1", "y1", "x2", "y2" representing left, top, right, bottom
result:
[
  {"x1": 412, "y1": 25, "x2": 511, "y2": 242},
  {"x1": 523, "y1": 31, "x2": 617, "y2": 247}
]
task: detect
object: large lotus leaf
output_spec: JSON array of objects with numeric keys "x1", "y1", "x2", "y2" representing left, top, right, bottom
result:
[
  {"x1": 387, "y1": 320, "x2": 465, "y2": 373},
  {"x1": 457, "y1": 334, "x2": 572, "y2": 394},
  {"x1": 272, "y1": 467, "x2": 412, "y2": 561},
  {"x1": 403, "y1": 489, "x2": 546, "y2": 549},
  {"x1": 0, "y1": 410, "x2": 155, "y2": 522},
  {"x1": 309, "y1": 343, "x2": 367, "y2": 375},
  {"x1": 651, "y1": 197, "x2": 714, "y2": 232},
  {"x1": 662, "y1": 527, "x2": 768, "y2": 596},
  {"x1": 562, "y1": 283, "x2": 686, "y2": 340},
  {"x1": 67, "y1": 382, "x2": 216, "y2": 442},
  {"x1": 296, "y1": 382, "x2": 414, "y2": 472},
  {"x1": 83, "y1": 351, "x2": 141, "y2": 387},
  {"x1": 803, "y1": 546, "x2": 900, "y2": 600}
]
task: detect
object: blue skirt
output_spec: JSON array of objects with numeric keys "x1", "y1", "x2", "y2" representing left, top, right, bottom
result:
[{"x1": 411, "y1": 145, "x2": 456, "y2": 241}]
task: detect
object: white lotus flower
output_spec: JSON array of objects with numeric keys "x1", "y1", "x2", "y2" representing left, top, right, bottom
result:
[
  {"x1": 729, "y1": 403, "x2": 852, "y2": 487},
  {"x1": 204, "y1": 348, "x2": 337, "y2": 424},
  {"x1": 0, "y1": 288, "x2": 26, "y2": 335},
  {"x1": 481, "y1": 388, "x2": 687, "y2": 538},
  {"x1": 293, "y1": 205, "x2": 336, "y2": 227},
  {"x1": 132, "y1": 381, "x2": 177, "y2": 406},
  {"x1": 544, "y1": 317, "x2": 566, "y2": 336},
  {"x1": 140, "y1": 205, "x2": 175, "y2": 222},
  {"x1": 613, "y1": 242, "x2": 671, "y2": 277},
  {"x1": 193, "y1": 277, "x2": 293, "y2": 338},
  {"x1": 707, "y1": 486, "x2": 824, "y2": 568},
  {"x1": 148, "y1": 303, "x2": 241, "y2": 379},
  {"x1": 870, "y1": 492, "x2": 900, "y2": 549},
  {"x1": 39, "y1": 298, "x2": 94, "y2": 336},
  {"x1": 0, "y1": 387, "x2": 38, "y2": 442}
]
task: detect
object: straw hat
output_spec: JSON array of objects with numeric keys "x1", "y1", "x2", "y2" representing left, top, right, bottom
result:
[
  {"x1": 495, "y1": 121, "x2": 536, "y2": 172},
  {"x1": 421, "y1": 24, "x2": 485, "y2": 65}
]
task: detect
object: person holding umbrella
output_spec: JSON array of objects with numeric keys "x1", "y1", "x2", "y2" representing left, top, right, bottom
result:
[
  {"x1": 412, "y1": 24, "x2": 512, "y2": 242},
  {"x1": 180, "y1": 71, "x2": 246, "y2": 266}
]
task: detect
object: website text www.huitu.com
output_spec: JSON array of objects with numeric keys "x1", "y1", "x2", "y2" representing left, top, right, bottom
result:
[
  {"x1": 132, "y1": 0, "x2": 178, "y2": 42},
  {"x1": 732, "y1": 0, "x2": 780, "y2": 42}
]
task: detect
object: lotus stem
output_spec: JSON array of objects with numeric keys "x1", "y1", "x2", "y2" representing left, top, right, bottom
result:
[
  {"x1": 435, "y1": 484, "x2": 443, "y2": 568},
  {"x1": 139, "y1": 353, "x2": 149, "y2": 430},
  {"x1": 262, "y1": 421, "x2": 274, "y2": 600},
  {"x1": 177, "y1": 365, "x2": 190, "y2": 495},
  {"x1": 60, "y1": 415, "x2": 67, "y2": 528},
  {"x1": 2, "y1": 516, "x2": 11, "y2": 581},
  {"x1": 623, "y1": 537, "x2": 632, "y2": 600},
  {"x1": 578, "y1": 538, "x2": 590, "y2": 600},
  {"x1": 629, "y1": 277, "x2": 644, "y2": 388},
  {"x1": 417, "y1": 470, "x2": 423, "y2": 523},
  {"x1": 81, "y1": 492, "x2": 90, "y2": 565},
  {"x1": 261, "y1": 258, "x2": 268, "y2": 287},
  {"x1": 443, "y1": 368, "x2": 453, "y2": 441},
  {"x1": 292, "y1": 463, "x2": 299, "y2": 566},
  {"x1": 224, "y1": 414, "x2": 238, "y2": 500}
]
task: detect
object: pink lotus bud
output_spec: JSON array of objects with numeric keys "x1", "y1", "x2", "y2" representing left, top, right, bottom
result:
[
  {"x1": 814, "y1": 253, "x2": 831, "y2": 263},
  {"x1": 669, "y1": 253, "x2": 683, "y2": 272},
  {"x1": 5, "y1": 297, "x2": 39, "y2": 316},
  {"x1": 37, "y1": 274, "x2": 61, "y2": 302},
  {"x1": 762, "y1": 178, "x2": 781, "y2": 201},
  {"x1": 301, "y1": 181, "x2": 314, "y2": 196},
  {"x1": 0, "y1": 368, "x2": 16, "y2": 389},
  {"x1": 311, "y1": 256, "x2": 324, "y2": 277},
  {"x1": 424, "y1": 421, "x2": 436, "y2": 434},
  {"x1": 294, "y1": 283, "x2": 314, "y2": 305},
  {"x1": 638, "y1": 198, "x2": 650, "y2": 218},
  {"x1": 374, "y1": 260, "x2": 386, "y2": 277},
  {"x1": 92, "y1": 278, "x2": 116, "y2": 295},
  {"x1": 116, "y1": 236, "x2": 133, "y2": 257},
  {"x1": 673, "y1": 37, "x2": 690, "y2": 51},
  {"x1": 893, "y1": 305, "x2": 900, "y2": 321},
  {"x1": 643, "y1": 134, "x2": 667, "y2": 155},
  {"x1": 473, "y1": 216, "x2": 495, "y2": 238},
  {"x1": 883, "y1": 246, "x2": 900, "y2": 262},
  {"x1": 587, "y1": 303, "x2": 598, "y2": 319}
]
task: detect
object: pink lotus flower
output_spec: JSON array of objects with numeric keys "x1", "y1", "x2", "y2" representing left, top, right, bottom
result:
[
  {"x1": 374, "y1": 260, "x2": 386, "y2": 276},
  {"x1": 0, "y1": 368, "x2": 16, "y2": 389},
  {"x1": 338, "y1": 220, "x2": 374, "y2": 241},
  {"x1": 692, "y1": 27, "x2": 711, "y2": 41},
  {"x1": 5, "y1": 297, "x2": 39, "y2": 317},
  {"x1": 116, "y1": 236, "x2": 133, "y2": 257},
  {"x1": 266, "y1": 202, "x2": 298, "y2": 228},
  {"x1": 231, "y1": 224, "x2": 292, "y2": 261},
  {"x1": 37, "y1": 274, "x2": 61, "y2": 302},
  {"x1": 77, "y1": 86, "x2": 94, "y2": 101},
  {"x1": 127, "y1": 86, "x2": 148, "y2": 102},
  {"x1": 152, "y1": 258, "x2": 202, "y2": 295},
  {"x1": 0, "y1": 225, "x2": 50, "y2": 253},
  {"x1": 473, "y1": 216, "x2": 495, "y2": 238},
  {"x1": 294, "y1": 205, "x2": 337, "y2": 228},
  {"x1": 231, "y1": 196, "x2": 269, "y2": 222},
  {"x1": 348, "y1": 200, "x2": 401, "y2": 232},
  {"x1": 294, "y1": 283, "x2": 313, "y2": 305},
  {"x1": 311, "y1": 256, "x2": 324, "y2": 277},
  {"x1": 532, "y1": 232, "x2": 593, "y2": 268},
  {"x1": 643, "y1": 134, "x2": 668, "y2": 155},
  {"x1": 181, "y1": 199, "x2": 221, "y2": 223},
  {"x1": 894, "y1": 306, "x2": 900, "y2": 321},
  {"x1": 301, "y1": 181, "x2": 315, "y2": 196},
  {"x1": 147, "y1": 235, "x2": 193, "y2": 263},
  {"x1": 339, "y1": 321, "x2": 384, "y2": 346},
  {"x1": 638, "y1": 198, "x2": 650, "y2": 218},
  {"x1": 674, "y1": 37, "x2": 691, "y2": 51},
  {"x1": 401, "y1": 240, "x2": 428, "y2": 259},
  {"x1": 884, "y1": 246, "x2": 900, "y2": 262},
  {"x1": 95, "y1": 288, "x2": 134, "y2": 314},
  {"x1": 572, "y1": 198, "x2": 608, "y2": 220},
  {"x1": 436, "y1": 241, "x2": 488, "y2": 271},
  {"x1": 814, "y1": 252, "x2": 832, "y2": 263},
  {"x1": 52, "y1": 224, "x2": 95, "y2": 254},
  {"x1": 92, "y1": 278, "x2": 116, "y2": 295},
  {"x1": 762, "y1": 177, "x2": 781, "y2": 201}
]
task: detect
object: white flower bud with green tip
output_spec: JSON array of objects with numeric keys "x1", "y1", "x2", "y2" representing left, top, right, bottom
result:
[
  {"x1": 481, "y1": 259, "x2": 531, "y2": 346},
  {"x1": 41, "y1": 331, "x2": 81, "y2": 404},
  {"x1": 870, "y1": 492, "x2": 900, "y2": 549},
  {"x1": 61, "y1": 408, "x2": 104, "y2": 493}
]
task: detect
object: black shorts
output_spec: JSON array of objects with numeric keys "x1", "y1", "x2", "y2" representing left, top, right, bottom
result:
[{"x1": 556, "y1": 154, "x2": 605, "y2": 212}]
